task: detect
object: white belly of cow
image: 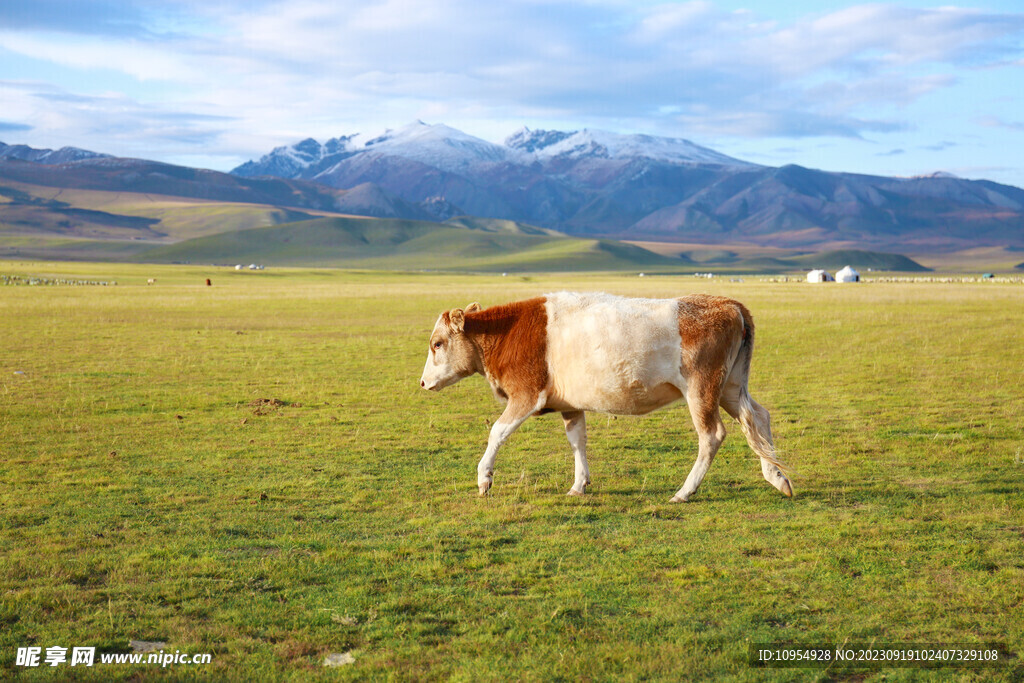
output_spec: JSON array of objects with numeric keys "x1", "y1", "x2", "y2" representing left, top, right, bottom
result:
[{"x1": 543, "y1": 293, "x2": 686, "y2": 415}]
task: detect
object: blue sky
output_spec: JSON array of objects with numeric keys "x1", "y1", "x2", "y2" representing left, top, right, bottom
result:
[{"x1": 2, "y1": 0, "x2": 1023, "y2": 185}]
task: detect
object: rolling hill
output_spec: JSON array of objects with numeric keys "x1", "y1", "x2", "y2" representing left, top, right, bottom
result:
[
  {"x1": 0, "y1": 156, "x2": 348, "y2": 212},
  {"x1": 139, "y1": 215, "x2": 686, "y2": 272},
  {"x1": 0, "y1": 175, "x2": 326, "y2": 262},
  {"x1": 0, "y1": 167, "x2": 953, "y2": 273},
  {"x1": 0, "y1": 166, "x2": 687, "y2": 271},
  {"x1": 788, "y1": 249, "x2": 929, "y2": 272}
]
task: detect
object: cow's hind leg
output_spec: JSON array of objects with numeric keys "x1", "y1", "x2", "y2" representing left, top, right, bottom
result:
[
  {"x1": 562, "y1": 411, "x2": 590, "y2": 496},
  {"x1": 670, "y1": 386, "x2": 727, "y2": 503},
  {"x1": 720, "y1": 382, "x2": 793, "y2": 497}
]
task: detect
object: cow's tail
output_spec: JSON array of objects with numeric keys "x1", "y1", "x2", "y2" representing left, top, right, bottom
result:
[{"x1": 732, "y1": 306, "x2": 789, "y2": 475}]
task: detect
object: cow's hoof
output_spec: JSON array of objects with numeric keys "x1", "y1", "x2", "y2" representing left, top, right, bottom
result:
[
  {"x1": 566, "y1": 488, "x2": 585, "y2": 497},
  {"x1": 669, "y1": 494, "x2": 689, "y2": 503},
  {"x1": 478, "y1": 482, "x2": 491, "y2": 496}
]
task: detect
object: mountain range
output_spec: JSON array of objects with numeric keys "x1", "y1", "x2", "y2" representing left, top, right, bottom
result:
[
  {"x1": 2, "y1": 124, "x2": 1022, "y2": 269},
  {"x1": 0, "y1": 143, "x2": 946, "y2": 271},
  {"x1": 232, "y1": 121, "x2": 1024, "y2": 252},
  {"x1": 0, "y1": 141, "x2": 110, "y2": 165},
  {"x1": 0, "y1": 143, "x2": 698, "y2": 271}
]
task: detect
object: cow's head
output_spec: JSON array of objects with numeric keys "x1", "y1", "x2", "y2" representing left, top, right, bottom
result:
[{"x1": 420, "y1": 302, "x2": 481, "y2": 391}]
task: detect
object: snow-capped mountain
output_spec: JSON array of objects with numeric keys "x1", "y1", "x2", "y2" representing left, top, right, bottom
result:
[
  {"x1": 236, "y1": 122, "x2": 751, "y2": 181},
  {"x1": 353, "y1": 121, "x2": 518, "y2": 172},
  {"x1": 227, "y1": 122, "x2": 1013, "y2": 250},
  {"x1": 235, "y1": 121, "x2": 520, "y2": 180},
  {"x1": 0, "y1": 141, "x2": 110, "y2": 165},
  {"x1": 232, "y1": 136, "x2": 356, "y2": 178},
  {"x1": 505, "y1": 127, "x2": 753, "y2": 166},
  {"x1": 231, "y1": 122, "x2": 764, "y2": 225}
]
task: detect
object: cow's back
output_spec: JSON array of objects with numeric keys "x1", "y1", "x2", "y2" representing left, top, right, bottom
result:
[{"x1": 543, "y1": 292, "x2": 686, "y2": 415}]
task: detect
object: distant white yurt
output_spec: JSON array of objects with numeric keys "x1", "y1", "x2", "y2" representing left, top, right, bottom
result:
[
  {"x1": 807, "y1": 269, "x2": 833, "y2": 283},
  {"x1": 836, "y1": 265, "x2": 860, "y2": 283}
]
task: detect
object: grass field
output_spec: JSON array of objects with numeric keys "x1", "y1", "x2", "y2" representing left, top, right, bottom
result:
[{"x1": 1, "y1": 261, "x2": 1022, "y2": 681}]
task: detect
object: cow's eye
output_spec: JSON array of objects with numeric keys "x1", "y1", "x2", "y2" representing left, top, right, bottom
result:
[{"x1": 433, "y1": 341, "x2": 443, "y2": 350}]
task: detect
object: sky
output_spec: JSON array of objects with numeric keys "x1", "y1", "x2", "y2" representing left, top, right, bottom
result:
[{"x1": 2, "y1": 0, "x2": 1023, "y2": 186}]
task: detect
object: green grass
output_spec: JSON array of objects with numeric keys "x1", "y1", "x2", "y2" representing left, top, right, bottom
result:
[{"x1": 1, "y1": 262, "x2": 1022, "y2": 681}]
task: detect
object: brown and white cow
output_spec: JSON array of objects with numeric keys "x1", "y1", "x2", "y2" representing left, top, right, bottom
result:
[{"x1": 419, "y1": 292, "x2": 792, "y2": 502}]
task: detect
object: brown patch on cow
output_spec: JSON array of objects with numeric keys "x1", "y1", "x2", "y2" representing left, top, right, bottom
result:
[
  {"x1": 677, "y1": 295, "x2": 747, "y2": 431},
  {"x1": 463, "y1": 297, "x2": 549, "y2": 404}
]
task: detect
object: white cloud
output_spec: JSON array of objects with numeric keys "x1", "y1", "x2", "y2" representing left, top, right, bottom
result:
[
  {"x1": 0, "y1": 0, "x2": 1022, "y2": 168},
  {"x1": 0, "y1": 80, "x2": 235, "y2": 158},
  {"x1": 803, "y1": 74, "x2": 957, "y2": 112},
  {"x1": 743, "y1": 5, "x2": 1020, "y2": 75},
  {"x1": 673, "y1": 109, "x2": 907, "y2": 139},
  {"x1": 631, "y1": 1, "x2": 716, "y2": 42},
  {"x1": 0, "y1": 32, "x2": 197, "y2": 81},
  {"x1": 350, "y1": 0, "x2": 449, "y2": 31}
]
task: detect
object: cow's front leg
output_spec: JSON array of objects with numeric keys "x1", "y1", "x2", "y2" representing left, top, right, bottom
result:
[
  {"x1": 477, "y1": 399, "x2": 537, "y2": 496},
  {"x1": 562, "y1": 411, "x2": 590, "y2": 496}
]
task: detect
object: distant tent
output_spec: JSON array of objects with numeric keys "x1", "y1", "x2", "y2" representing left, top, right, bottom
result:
[
  {"x1": 836, "y1": 265, "x2": 860, "y2": 282},
  {"x1": 807, "y1": 269, "x2": 833, "y2": 283}
]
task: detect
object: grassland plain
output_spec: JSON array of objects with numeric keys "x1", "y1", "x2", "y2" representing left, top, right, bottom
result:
[{"x1": 1, "y1": 262, "x2": 1022, "y2": 682}]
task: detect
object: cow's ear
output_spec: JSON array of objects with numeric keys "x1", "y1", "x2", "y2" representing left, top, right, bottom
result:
[
  {"x1": 448, "y1": 308, "x2": 465, "y2": 331},
  {"x1": 465, "y1": 302, "x2": 481, "y2": 314}
]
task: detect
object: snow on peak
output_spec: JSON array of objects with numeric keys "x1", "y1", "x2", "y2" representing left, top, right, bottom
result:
[
  {"x1": 0, "y1": 142, "x2": 109, "y2": 164},
  {"x1": 509, "y1": 128, "x2": 752, "y2": 166},
  {"x1": 248, "y1": 121, "x2": 518, "y2": 176},
  {"x1": 505, "y1": 127, "x2": 574, "y2": 154},
  {"x1": 233, "y1": 122, "x2": 756, "y2": 179},
  {"x1": 354, "y1": 121, "x2": 516, "y2": 171}
]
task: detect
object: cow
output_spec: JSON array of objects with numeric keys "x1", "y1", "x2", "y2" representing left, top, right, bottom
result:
[{"x1": 419, "y1": 292, "x2": 792, "y2": 502}]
